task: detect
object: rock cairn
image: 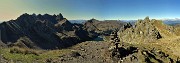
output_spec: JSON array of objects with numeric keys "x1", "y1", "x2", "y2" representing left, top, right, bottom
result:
[
  {"x1": 108, "y1": 31, "x2": 123, "y2": 62},
  {"x1": 109, "y1": 31, "x2": 120, "y2": 51}
]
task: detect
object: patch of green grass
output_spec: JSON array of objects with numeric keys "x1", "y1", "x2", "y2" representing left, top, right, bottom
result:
[{"x1": 0, "y1": 47, "x2": 72, "y2": 63}]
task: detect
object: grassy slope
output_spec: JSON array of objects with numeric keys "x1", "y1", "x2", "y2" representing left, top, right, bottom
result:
[
  {"x1": 0, "y1": 47, "x2": 72, "y2": 63},
  {"x1": 153, "y1": 20, "x2": 177, "y2": 37},
  {"x1": 153, "y1": 20, "x2": 180, "y2": 57},
  {"x1": 131, "y1": 20, "x2": 180, "y2": 60}
]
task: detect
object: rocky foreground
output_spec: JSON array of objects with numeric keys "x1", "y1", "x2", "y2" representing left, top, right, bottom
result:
[{"x1": 1, "y1": 39, "x2": 180, "y2": 63}]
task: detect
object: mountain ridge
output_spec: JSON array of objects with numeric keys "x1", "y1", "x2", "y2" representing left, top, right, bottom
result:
[{"x1": 0, "y1": 13, "x2": 97, "y2": 49}]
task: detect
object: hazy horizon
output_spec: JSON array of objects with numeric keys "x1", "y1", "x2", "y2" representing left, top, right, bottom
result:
[{"x1": 0, "y1": 0, "x2": 180, "y2": 21}]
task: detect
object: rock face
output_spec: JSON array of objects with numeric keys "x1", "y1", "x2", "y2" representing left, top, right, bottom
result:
[
  {"x1": 83, "y1": 18, "x2": 125, "y2": 35},
  {"x1": 118, "y1": 17, "x2": 163, "y2": 43},
  {"x1": 0, "y1": 13, "x2": 95, "y2": 49}
]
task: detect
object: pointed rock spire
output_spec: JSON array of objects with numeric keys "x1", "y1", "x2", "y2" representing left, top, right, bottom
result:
[
  {"x1": 56, "y1": 13, "x2": 64, "y2": 21},
  {"x1": 144, "y1": 16, "x2": 150, "y2": 22},
  {"x1": 145, "y1": 16, "x2": 149, "y2": 19}
]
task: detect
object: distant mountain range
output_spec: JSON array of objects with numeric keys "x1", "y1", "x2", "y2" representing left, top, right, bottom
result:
[
  {"x1": 0, "y1": 13, "x2": 99, "y2": 49},
  {"x1": 162, "y1": 19, "x2": 180, "y2": 25},
  {"x1": 69, "y1": 19, "x2": 180, "y2": 26},
  {"x1": 1, "y1": 18, "x2": 180, "y2": 26}
]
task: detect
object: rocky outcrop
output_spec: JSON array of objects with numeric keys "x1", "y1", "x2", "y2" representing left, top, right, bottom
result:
[
  {"x1": 118, "y1": 17, "x2": 163, "y2": 43},
  {"x1": 0, "y1": 13, "x2": 95, "y2": 49},
  {"x1": 107, "y1": 30, "x2": 178, "y2": 63},
  {"x1": 107, "y1": 45, "x2": 175, "y2": 63}
]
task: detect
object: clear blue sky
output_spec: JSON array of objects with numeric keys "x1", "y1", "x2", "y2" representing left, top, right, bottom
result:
[{"x1": 0, "y1": 0, "x2": 180, "y2": 21}]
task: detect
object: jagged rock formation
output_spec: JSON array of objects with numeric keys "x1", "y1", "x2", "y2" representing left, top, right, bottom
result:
[
  {"x1": 107, "y1": 30, "x2": 179, "y2": 63},
  {"x1": 0, "y1": 13, "x2": 96, "y2": 49},
  {"x1": 118, "y1": 17, "x2": 163, "y2": 43},
  {"x1": 83, "y1": 18, "x2": 125, "y2": 35}
]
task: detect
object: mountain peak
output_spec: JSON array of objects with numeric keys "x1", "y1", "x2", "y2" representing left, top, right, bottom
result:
[
  {"x1": 56, "y1": 13, "x2": 64, "y2": 21},
  {"x1": 16, "y1": 13, "x2": 65, "y2": 24},
  {"x1": 119, "y1": 17, "x2": 162, "y2": 43},
  {"x1": 144, "y1": 16, "x2": 150, "y2": 21}
]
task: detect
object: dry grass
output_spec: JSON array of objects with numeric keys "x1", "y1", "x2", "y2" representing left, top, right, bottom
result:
[
  {"x1": 0, "y1": 47, "x2": 72, "y2": 63},
  {"x1": 9, "y1": 46, "x2": 41, "y2": 56},
  {"x1": 129, "y1": 35, "x2": 180, "y2": 60},
  {"x1": 153, "y1": 20, "x2": 176, "y2": 37}
]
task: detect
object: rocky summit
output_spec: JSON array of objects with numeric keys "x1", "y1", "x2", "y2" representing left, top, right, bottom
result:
[
  {"x1": 0, "y1": 13, "x2": 96, "y2": 49},
  {"x1": 118, "y1": 17, "x2": 180, "y2": 43},
  {"x1": 118, "y1": 17, "x2": 162, "y2": 43},
  {"x1": 107, "y1": 17, "x2": 180, "y2": 63}
]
